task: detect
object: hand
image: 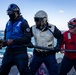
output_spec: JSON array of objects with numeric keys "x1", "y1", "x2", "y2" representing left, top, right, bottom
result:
[
  {"x1": 0, "y1": 39, "x2": 5, "y2": 49},
  {"x1": 60, "y1": 50, "x2": 64, "y2": 53},
  {"x1": 0, "y1": 43, "x2": 3, "y2": 49},
  {"x1": 7, "y1": 39, "x2": 13, "y2": 45},
  {"x1": 27, "y1": 42, "x2": 34, "y2": 48},
  {"x1": 0, "y1": 39, "x2": 4, "y2": 43}
]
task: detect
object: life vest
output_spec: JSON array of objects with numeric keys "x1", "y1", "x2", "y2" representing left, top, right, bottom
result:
[
  {"x1": 63, "y1": 30, "x2": 76, "y2": 59},
  {"x1": 5, "y1": 18, "x2": 25, "y2": 47},
  {"x1": 32, "y1": 24, "x2": 55, "y2": 50}
]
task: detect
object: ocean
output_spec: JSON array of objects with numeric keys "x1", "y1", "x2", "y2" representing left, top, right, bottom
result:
[{"x1": 0, "y1": 30, "x2": 64, "y2": 65}]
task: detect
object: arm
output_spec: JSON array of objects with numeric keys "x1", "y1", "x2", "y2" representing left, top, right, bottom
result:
[
  {"x1": 13, "y1": 20, "x2": 31, "y2": 45},
  {"x1": 61, "y1": 33, "x2": 66, "y2": 49},
  {"x1": 0, "y1": 29, "x2": 7, "y2": 48},
  {"x1": 30, "y1": 27, "x2": 34, "y2": 37},
  {"x1": 53, "y1": 26, "x2": 63, "y2": 50}
]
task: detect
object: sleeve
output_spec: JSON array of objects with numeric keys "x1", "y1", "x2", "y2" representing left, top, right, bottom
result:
[
  {"x1": 13, "y1": 20, "x2": 31, "y2": 45},
  {"x1": 30, "y1": 27, "x2": 34, "y2": 37},
  {"x1": 2, "y1": 29, "x2": 8, "y2": 47},
  {"x1": 61, "y1": 32, "x2": 66, "y2": 49},
  {"x1": 4, "y1": 29, "x2": 6, "y2": 40},
  {"x1": 53, "y1": 26, "x2": 63, "y2": 48}
]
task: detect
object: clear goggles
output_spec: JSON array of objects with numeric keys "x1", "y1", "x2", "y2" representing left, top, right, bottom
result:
[{"x1": 68, "y1": 24, "x2": 76, "y2": 29}]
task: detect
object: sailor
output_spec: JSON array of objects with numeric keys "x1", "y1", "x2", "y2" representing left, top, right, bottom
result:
[
  {"x1": 29, "y1": 10, "x2": 63, "y2": 75},
  {"x1": 0, "y1": 3, "x2": 31, "y2": 75},
  {"x1": 59, "y1": 18, "x2": 76, "y2": 75}
]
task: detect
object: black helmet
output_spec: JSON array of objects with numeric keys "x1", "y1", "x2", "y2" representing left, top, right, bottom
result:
[{"x1": 7, "y1": 3, "x2": 20, "y2": 15}]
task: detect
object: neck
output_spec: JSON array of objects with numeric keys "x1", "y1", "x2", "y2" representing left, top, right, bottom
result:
[{"x1": 73, "y1": 32, "x2": 76, "y2": 34}]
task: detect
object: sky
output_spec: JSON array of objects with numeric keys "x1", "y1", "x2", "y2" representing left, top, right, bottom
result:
[{"x1": 0, "y1": 0, "x2": 76, "y2": 30}]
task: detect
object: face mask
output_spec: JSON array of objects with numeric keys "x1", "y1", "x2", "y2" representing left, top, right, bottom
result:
[
  {"x1": 35, "y1": 21, "x2": 42, "y2": 29},
  {"x1": 9, "y1": 13, "x2": 15, "y2": 21}
]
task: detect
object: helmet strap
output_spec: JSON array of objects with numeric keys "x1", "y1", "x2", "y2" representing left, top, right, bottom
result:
[
  {"x1": 43, "y1": 17, "x2": 47, "y2": 24},
  {"x1": 15, "y1": 12, "x2": 19, "y2": 17}
]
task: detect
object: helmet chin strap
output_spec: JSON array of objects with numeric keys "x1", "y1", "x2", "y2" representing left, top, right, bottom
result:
[
  {"x1": 43, "y1": 17, "x2": 47, "y2": 24},
  {"x1": 15, "y1": 12, "x2": 19, "y2": 18},
  {"x1": 40, "y1": 24, "x2": 47, "y2": 31},
  {"x1": 40, "y1": 18, "x2": 47, "y2": 26}
]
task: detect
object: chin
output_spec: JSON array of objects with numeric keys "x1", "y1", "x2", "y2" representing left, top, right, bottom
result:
[{"x1": 69, "y1": 30, "x2": 74, "y2": 33}]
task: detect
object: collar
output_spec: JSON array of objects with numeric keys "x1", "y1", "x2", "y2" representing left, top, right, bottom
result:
[{"x1": 36, "y1": 23, "x2": 51, "y2": 31}]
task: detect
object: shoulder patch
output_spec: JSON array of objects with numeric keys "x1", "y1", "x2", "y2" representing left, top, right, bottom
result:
[{"x1": 26, "y1": 28, "x2": 30, "y2": 32}]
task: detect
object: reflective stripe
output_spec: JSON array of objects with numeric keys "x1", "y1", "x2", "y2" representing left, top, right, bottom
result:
[{"x1": 68, "y1": 33, "x2": 71, "y2": 39}]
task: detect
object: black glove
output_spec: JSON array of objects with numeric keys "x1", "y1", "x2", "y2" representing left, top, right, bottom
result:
[
  {"x1": 54, "y1": 45, "x2": 61, "y2": 53},
  {"x1": 27, "y1": 42, "x2": 34, "y2": 48}
]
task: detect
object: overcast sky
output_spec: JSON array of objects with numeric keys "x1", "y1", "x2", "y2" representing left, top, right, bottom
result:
[{"x1": 0, "y1": 0, "x2": 76, "y2": 30}]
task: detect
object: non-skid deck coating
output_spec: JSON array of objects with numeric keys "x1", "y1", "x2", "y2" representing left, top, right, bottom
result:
[{"x1": 8, "y1": 66, "x2": 76, "y2": 75}]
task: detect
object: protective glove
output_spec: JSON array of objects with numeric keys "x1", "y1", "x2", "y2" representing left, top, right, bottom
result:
[
  {"x1": 54, "y1": 45, "x2": 61, "y2": 53},
  {"x1": 27, "y1": 42, "x2": 34, "y2": 48},
  {"x1": 0, "y1": 43, "x2": 3, "y2": 49},
  {"x1": 0, "y1": 39, "x2": 4, "y2": 43},
  {"x1": 0, "y1": 39, "x2": 7, "y2": 48}
]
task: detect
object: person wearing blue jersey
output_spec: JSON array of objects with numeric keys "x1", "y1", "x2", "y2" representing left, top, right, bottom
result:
[
  {"x1": 0, "y1": 4, "x2": 31, "y2": 75},
  {"x1": 29, "y1": 10, "x2": 63, "y2": 75}
]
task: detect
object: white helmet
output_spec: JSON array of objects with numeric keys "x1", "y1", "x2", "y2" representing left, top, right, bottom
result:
[
  {"x1": 34, "y1": 10, "x2": 48, "y2": 26},
  {"x1": 35, "y1": 10, "x2": 48, "y2": 18}
]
